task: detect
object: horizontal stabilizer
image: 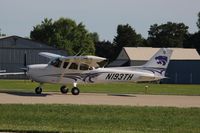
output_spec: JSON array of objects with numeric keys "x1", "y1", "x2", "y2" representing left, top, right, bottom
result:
[{"x1": 0, "y1": 72, "x2": 24, "y2": 76}]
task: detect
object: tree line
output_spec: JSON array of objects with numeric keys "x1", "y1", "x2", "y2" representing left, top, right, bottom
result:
[{"x1": 1, "y1": 12, "x2": 200, "y2": 62}]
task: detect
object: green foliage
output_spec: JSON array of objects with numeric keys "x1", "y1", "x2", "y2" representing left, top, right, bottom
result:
[
  {"x1": 30, "y1": 18, "x2": 96, "y2": 55},
  {"x1": 148, "y1": 22, "x2": 189, "y2": 47},
  {"x1": 183, "y1": 12, "x2": 200, "y2": 50},
  {"x1": 183, "y1": 32, "x2": 200, "y2": 50},
  {"x1": 113, "y1": 24, "x2": 144, "y2": 59},
  {"x1": 0, "y1": 104, "x2": 200, "y2": 132},
  {"x1": 95, "y1": 40, "x2": 116, "y2": 62},
  {"x1": 113, "y1": 24, "x2": 144, "y2": 47},
  {"x1": 0, "y1": 28, "x2": 6, "y2": 37},
  {"x1": 30, "y1": 18, "x2": 54, "y2": 45},
  {"x1": 89, "y1": 32, "x2": 99, "y2": 43},
  {"x1": 197, "y1": 12, "x2": 200, "y2": 30}
]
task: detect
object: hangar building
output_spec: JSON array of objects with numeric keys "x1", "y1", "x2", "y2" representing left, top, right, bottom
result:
[
  {"x1": 0, "y1": 35, "x2": 67, "y2": 79},
  {"x1": 109, "y1": 47, "x2": 200, "y2": 84}
]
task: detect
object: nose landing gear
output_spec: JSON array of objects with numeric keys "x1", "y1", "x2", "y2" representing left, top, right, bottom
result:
[
  {"x1": 71, "y1": 87, "x2": 80, "y2": 95},
  {"x1": 71, "y1": 82, "x2": 80, "y2": 95}
]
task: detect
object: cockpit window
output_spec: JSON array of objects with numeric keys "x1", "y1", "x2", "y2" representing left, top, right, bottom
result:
[
  {"x1": 80, "y1": 63, "x2": 89, "y2": 70},
  {"x1": 63, "y1": 62, "x2": 69, "y2": 68},
  {"x1": 69, "y1": 63, "x2": 78, "y2": 70},
  {"x1": 50, "y1": 58, "x2": 62, "y2": 68}
]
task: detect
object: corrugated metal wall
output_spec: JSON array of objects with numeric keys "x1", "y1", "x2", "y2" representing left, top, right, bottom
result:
[
  {"x1": 0, "y1": 36, "x2": 67, "y2": 79},
  {"x1": 163, "y1": 60, "x2": 200, "y2": 84},
  {"x1": 133, "y1": 60, "x2": 200, "y2": 84}
]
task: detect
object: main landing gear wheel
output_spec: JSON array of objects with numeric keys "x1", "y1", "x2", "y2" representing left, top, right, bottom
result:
[
  {"x1": 60, "y1": 85, "x2": 69, "y2": 94},
  {"x1": 35, "y1": 87, "x2": 42, "y2": 94},
  {"x1": 71, "y1": 87, "x2": 80, "y2": 95}
]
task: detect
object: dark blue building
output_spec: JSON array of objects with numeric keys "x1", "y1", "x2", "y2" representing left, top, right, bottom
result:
[{"x1": 109, "y1": 47, "x2": 200, "y2": 84}]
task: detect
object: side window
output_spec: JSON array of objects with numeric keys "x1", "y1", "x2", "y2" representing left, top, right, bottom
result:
[
  {"x1": 69, "y1": 63, "x2": 78, "y2": 70},
  {"x1": 63, "y1": 62, "x2": 69, "y2": 68},
  {"x1": 80, "y1": 64, "x2": 89, "y2": 70}
]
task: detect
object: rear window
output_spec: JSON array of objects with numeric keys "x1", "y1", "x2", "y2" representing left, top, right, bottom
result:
[{"x1": 80, "y1": 64, "x2": 89, "y2": 70}]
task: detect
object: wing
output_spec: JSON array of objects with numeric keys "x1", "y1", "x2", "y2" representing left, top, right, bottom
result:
[
  {"x1": 39, "y1": 52, "x2": 107, "y2": 67},
  {"x1": 39, "y1": 52, "x2": 66, "y2": 59},
  {"x1": 64, "y1": 55, "x2": 107, "y2": 68}
]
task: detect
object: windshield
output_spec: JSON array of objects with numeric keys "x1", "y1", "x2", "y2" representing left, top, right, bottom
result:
[{"x1": 50, "y1": 58, "x2": 62, "y2": 68}]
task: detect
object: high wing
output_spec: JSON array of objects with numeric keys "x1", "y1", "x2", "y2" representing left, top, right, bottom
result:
[
  {"x1": 39, "y1": 52, "x2": 66, "y2": 59},
  {"x1": 63, "y1": 56, "x2": 107, "y2": 68},
  {"x1": 39, "y1": 52, "x2": 107, "y2": 68}
]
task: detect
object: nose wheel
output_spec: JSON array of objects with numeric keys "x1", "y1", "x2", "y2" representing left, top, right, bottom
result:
[
  {"x1": 71, "y1": 81, "x2": 80, "y2": 95},
  {"x1": 71, "y1": 87, "x2": 80, "y2": 95},
  {"x1": 35, "y1": 86, "x2": 42, "y2": 94}
]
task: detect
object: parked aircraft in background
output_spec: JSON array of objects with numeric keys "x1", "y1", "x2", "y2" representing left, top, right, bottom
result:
[{"x1": 20, "y1": 48, "x2": 172, "y2": 95}]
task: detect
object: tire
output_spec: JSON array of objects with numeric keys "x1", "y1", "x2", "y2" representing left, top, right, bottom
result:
[
  {"x1": 60, "y1": 86, "x2": 68, "y2": 94},
  {"x1": 71, "y1": 87, "x2": 80, "y2": 95},
  {"x1": 35, "y1": 87, "x2": 42, "y2": 94}
]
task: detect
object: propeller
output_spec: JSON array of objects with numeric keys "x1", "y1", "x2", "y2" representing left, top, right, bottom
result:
[{"x1": 21, "y1": 52, "x2": 28, "y2": 77}]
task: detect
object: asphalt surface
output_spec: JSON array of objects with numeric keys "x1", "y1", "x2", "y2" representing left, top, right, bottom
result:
[{"x1": 0, "y1": 92, "x2": 200, "y2": 107}]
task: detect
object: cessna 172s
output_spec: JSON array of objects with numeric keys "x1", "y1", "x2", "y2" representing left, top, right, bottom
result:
[
  {"x1": 20, "y1": 48, "x2": 172, "y2": 95},
  {"x1": 0, "y1": 48, "x2": 172, "y2": 95}
]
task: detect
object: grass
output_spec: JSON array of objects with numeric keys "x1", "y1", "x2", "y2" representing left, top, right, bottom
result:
[
  {"x1": 0, "y1": 80, "x2": 200, "y2": 95},
  {"x1": 0, "y1": 81, "x2": 199, "y2": 132},
  {"x1": 0, "y1": 104, "x2": 199, "y2": 133}
]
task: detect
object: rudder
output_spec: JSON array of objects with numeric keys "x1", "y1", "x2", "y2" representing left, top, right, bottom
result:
[{"x1": 143, "y1": 48, "x2": 173, "y2": 69}]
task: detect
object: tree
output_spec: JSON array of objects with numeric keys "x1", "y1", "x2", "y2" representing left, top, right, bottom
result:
[
  {"x1": 183, "y1": 12, "x2": 200, "y2": 50},
  {"x1": 0, "y1": 28, "x2": 6, "y2": 37},
  {"x1": 147, "y1": 22, "x2": 189, "y2": 47},
  {"x1": 113, "y1": 24, "x2": 143, "y2": 47},
  {"x1": 197, "y1": 12, "x2": 200, "y2": 30},
  {"x1": 95, "y1": 40, "x2": 116, "y2": 62},
  {"x1": 183, "y1": 32, "x2": 200, "y2": 50},
  {"x1": 30, "y1": 18, "x2": 54, "y2": 45},
  {"x1": 30, "y1": 18, "x2": 95, "y2": 55},
  {"x1": 113, "y1": 24, "x2": 144, "y2": 59},
  {"x1": 89, "y1": 32, "x2": 99, "y2": 43}
]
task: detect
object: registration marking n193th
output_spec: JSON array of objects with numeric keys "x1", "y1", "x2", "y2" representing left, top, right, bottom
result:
[{"x1": 105, "y1": 73, "x2": 134, "y2": 80}]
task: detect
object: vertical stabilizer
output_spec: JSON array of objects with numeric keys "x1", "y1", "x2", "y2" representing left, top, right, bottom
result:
[
  {"x1": 142, "y1": 48, "x2": 173, "y2": 76},
  {"x1": 143, "y1": 48, "x2": 173, "y2": 69}
]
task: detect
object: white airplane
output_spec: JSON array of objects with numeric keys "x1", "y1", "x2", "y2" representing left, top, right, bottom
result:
[{"x1": 21, "y1": 48, "x2": 172, "y2": 95}]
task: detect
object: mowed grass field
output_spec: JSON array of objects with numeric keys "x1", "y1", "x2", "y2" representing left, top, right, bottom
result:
[
  {"x1": 0, "y1": 80, "x2": 200, "y2": 95},
  {"x1": 0, "y1": 80, "x2": 200, "y2": 132},
  {"x1": 0, "y1": 104, "x2": 200, "y2": 133}
]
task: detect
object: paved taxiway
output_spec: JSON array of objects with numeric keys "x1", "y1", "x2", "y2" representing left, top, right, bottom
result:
[{"x1": 0, "y1": 92, "x2": 200, "y2": 107}]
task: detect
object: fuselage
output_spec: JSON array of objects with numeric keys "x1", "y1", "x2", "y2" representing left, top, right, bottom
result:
[
  {"x1": 27, "y1": 63, "x2": 163, "y2": 85},
  {"x1": 24, "y1": 48, "x2": 172, "y2": 95}
]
